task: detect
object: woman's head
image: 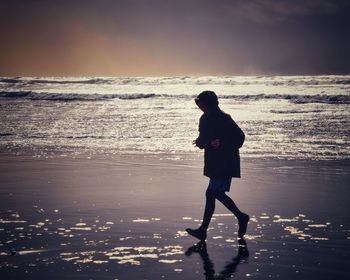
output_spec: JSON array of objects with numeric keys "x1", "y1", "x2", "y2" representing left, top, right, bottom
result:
[{"x1": 195, "y1": 91, "x2": 219, "y2": 113}]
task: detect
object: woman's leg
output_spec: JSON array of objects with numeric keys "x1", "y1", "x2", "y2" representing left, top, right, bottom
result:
[
  {"x1": 186, "y1": 188, "x2": 216, "y2": 241},
  {"x1": 216, "y1": 192, "x2": 249, "y2": 238},
  {"x1": 215, "y1": 192, "x2": 242, "y2": 218},
  {"x1": 199, "y1": 188, "x2": 216, "y2": 231}
]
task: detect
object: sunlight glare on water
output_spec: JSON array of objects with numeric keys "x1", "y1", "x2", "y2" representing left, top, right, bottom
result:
[{"x1": 0, "y1": 75, "x2": 349, "y2": 160}]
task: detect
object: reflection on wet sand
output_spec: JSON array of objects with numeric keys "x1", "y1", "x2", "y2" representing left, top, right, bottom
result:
[
  {"x1": 0, "y1": 208, "x2": 349, "y2": 278},
  {"x1": 185, "y1": 238, "x2": 249, "y2": 279}
]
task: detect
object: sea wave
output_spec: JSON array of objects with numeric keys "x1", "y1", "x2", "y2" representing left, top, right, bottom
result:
[
  {"x1": 0, "y1": 133, "x2": 13, "y2": 137},
  {"x1": 97, "y1": 75, "x2": 350, "y2": 86},
  {"x1": 220, "y1": 94, "x2": 350, "y2": 104},
  {"x1": 0, "y1": 77, "x2": 113, "y2": 85},
  {"x1": 0, "y1": 91, "x2": 156, "y2": 101},
  {"x1": 1, "y1": 90, "x2": 349, "y2": 104},
  {"x1": 0, "y1": 78, "x2": 22, "y2": 84},
  {"x1": 270, "y1": 109, "x2": 324, "y2": 114},
  {"x1": 1, "y1": 76, "x2": 350, "y2": 86},
  {"x1": 28, "y1": 78, "x2": 112, "y2": 85}
]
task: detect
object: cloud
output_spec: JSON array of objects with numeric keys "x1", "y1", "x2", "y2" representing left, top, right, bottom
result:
[{"x1": 224, "y1": 0, "x2": 348, "y2": 24}]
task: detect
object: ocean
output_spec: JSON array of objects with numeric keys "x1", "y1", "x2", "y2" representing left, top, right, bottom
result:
[
  {"x1": 1, "y1": 76, "x2": 350, "y2": 279},
  {"x1": 0, "y1": 75, "x2": 349, "y2": 160}
]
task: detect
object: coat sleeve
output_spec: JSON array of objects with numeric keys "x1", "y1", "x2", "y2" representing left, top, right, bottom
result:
[{"x1": 195, "y1": 115, "x2": 211, "y2": 149}]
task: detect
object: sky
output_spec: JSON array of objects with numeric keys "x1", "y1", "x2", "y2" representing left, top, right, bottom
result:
[{"x1": 1, "y1": 0, "x2": 350, "y2": 76}]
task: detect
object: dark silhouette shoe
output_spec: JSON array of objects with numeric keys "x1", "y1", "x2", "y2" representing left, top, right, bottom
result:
[
  {"x1": 186, "y1": 228, "x2": 207, "y2": 241},
  {"x1": 238, "y1": 213, "x2": 249, "y2": 238}
]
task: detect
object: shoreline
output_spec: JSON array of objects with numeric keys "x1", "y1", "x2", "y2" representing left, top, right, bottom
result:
[{"x1": 1, "y1": 151, "x2": 350, "y2": 163}]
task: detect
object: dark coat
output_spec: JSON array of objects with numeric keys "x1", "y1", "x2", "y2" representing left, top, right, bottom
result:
[{"x1": 196, "y1": 109, "x2": 245, "y2": 179}]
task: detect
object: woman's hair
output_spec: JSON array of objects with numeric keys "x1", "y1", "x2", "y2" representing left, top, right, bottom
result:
[{"x1": 195, "y1": 91, "x2": 219, "y2": 109}]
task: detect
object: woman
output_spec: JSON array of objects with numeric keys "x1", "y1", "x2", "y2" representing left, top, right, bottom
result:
[{"x1": 186, "y1": 90, "x2": 249, "y2": 241}]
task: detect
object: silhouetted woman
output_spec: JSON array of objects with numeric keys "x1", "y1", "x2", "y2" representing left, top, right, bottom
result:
[{"x1": 186, "y1": 91, "x2": 249, "y2": 241}]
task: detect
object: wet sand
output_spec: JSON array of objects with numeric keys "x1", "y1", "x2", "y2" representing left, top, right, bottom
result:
[{"x1": 0, "y1": 155, "x2": 349, "y2": 279}]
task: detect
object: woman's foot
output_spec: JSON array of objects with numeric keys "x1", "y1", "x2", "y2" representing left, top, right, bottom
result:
[
  {"x1": 238, "y1": 213, "x2": 250, "y2": 238},
  {"x1": 186, "y1": 228, "x2": 207, "y2": 241}
]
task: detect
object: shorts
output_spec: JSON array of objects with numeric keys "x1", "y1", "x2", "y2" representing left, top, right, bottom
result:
[{"x1": 208, "y1": 177, "x2": 232, "y2": 193}]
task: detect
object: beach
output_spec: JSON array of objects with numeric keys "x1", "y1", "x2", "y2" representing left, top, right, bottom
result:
[
  {"x1": 1, "y1": 155, "x2": 349, "y2": 279},
  {"x1": 2, "y1": 0, "x2": 350, "y2": 277},
  {"x1": 0, "y1": 75, "x2": 349, "y2": 279}
]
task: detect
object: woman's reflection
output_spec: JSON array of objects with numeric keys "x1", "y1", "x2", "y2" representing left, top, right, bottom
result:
[{"x1": 185, "y1": 238, "x2": 249, "y2": 279}]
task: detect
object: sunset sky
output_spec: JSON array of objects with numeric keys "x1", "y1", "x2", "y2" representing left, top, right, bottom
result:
[{"x1": 1, "y1": 0, "x2": 350, "y2": 76}]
